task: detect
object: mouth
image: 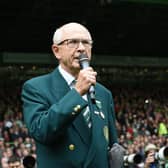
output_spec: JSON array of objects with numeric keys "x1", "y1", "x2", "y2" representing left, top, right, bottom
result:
[
  {"x1": 74, "y1": 56, "x2": 79, "y2": 59},
  {"x1": 73, "y1": 57, "x2": 79, "y2": 62}
]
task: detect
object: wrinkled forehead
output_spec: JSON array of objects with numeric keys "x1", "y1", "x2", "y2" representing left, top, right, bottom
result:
[{"x1": 60, "y1": 23, "x2": 92, "y2": 40}]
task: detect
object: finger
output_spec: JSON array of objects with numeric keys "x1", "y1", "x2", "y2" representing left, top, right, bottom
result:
[
  {"x1": 89, "y1": 71, "x2": 97, "y2": 76},
  {"x1": 88, "y1": 75, "x2": 96, "y2": 80}
]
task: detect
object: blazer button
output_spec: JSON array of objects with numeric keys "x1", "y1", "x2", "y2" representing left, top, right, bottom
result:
[
  {"x1": 74, "y1": 105, "x2": 81, "y2": 112},
  {"x1": 76, "y1": 105, "x2": 81, "y2": 110},
  {"x1": 71, "y1": 112, "x2": 76, "y2": 115},
  {"x1": 69, "y1": 144, "x2": 75, "y2": 151}
]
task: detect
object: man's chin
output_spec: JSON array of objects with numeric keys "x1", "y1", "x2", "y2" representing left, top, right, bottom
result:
[
  {"x1": 74, "y1": 66, "x2": 80, "y2": 71},
  {"x1": 73, "y1": 62, "x2": 80, "y2": 69}
]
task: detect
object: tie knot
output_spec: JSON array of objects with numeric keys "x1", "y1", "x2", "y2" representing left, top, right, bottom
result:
[{"x1": 70, "y1": 79, "x2": 77, "y2": 88}]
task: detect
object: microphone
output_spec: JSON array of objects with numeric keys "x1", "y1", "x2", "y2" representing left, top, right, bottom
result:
[{"x1": 79, "y1": 54, "x2": 95, "y2": 103}]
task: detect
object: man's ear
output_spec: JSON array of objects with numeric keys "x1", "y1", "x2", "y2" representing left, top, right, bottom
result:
[{"x1": 52, "y1": 44, "x2": 61, "y2": 59}]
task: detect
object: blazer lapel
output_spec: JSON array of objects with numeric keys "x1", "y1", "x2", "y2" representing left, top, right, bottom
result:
[
  {"x1": 72, "y1": 111, "x2": 91, "y2": 146},
  {"x1": 83, "y1": 98, "x2": 100, "y2": 168},
  {"x1": 50, "y1": 68, "x2": 70, "y2": 98},
  {"x1": 84, "y1": 91, "x2": 107, "y2": 168},
  {"x1": 50, "y1": 67, "x2": 91, "y2": 146}
]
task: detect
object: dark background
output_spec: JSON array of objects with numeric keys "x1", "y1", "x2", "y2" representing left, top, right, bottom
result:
[{"x1": 1, "y1": 0, "x2": 168, "y2": 57}]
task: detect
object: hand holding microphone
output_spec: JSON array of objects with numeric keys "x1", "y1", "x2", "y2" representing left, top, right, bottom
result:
[{"x1": 74, "y1": 54, "x2": 97, "y2": 102}]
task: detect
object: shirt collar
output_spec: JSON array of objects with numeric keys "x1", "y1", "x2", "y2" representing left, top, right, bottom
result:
[{"x1": 58, "y1": 65, "x2": 75, "y2": 86}]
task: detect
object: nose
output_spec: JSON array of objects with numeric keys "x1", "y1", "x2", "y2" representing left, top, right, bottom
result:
[{"x1": 77, "y1": 41, "x2": 86, "y2": 51}]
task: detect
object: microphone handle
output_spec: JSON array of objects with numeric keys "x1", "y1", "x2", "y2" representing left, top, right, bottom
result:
[{"x1": 79, "y1": 54, "x2": 95, "y2": 103}]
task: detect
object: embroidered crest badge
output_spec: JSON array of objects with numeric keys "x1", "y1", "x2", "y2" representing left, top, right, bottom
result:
[{"x1": 103, "y1": 126, "x2": 109, "y2": 142}]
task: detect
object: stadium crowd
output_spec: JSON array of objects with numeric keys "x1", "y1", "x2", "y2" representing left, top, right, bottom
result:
[
  {"x1": 112, "y1": 86, "x2": 168, "y2": 167},
  {"x1": 0, "y1": 83, "x2": 167, "y2": 167}
]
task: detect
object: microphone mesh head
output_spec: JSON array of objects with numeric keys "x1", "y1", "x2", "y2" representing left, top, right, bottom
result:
[
  {"x1": 79, "y1": 54, "x2": 88, "y2": 62},
  {"x1": 79, "y1": 54, "x2": 89, "y2": 69}
]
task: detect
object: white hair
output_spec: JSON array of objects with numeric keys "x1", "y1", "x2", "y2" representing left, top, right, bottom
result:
[
  {"x1": 52, "y1": 22, "x2": 92, "y2": 44},
  {"x1": 52, "y1": 28, "x2": 62, "y2": 44}
]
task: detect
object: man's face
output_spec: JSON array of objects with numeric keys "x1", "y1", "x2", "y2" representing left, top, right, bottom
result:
[
  {"x1": 8, "y1": 161, "x2": 22, "y2": 168},
  {"x1": 52, "y1": 24, "x2": 92, "y2": 76}
]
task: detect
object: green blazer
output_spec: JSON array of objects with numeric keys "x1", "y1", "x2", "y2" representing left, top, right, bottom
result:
[{"x1": 22, "y1": 67, "x2": 118, "y2": 168}]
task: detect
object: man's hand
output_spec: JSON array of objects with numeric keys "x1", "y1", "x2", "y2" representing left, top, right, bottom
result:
[{"x1": 75, "y1": 67, "x2": 97, "y2": 95}]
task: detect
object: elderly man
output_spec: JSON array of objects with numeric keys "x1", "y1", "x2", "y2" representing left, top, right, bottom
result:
[{"x1": 22, "y1": 22, "x2": 119, "y2": 168}]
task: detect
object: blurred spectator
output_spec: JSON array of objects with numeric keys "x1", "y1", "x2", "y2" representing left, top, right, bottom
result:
[
  {"x1": 23, "y1": 155, "x2": 36, "y2": 168},
  {"x1": 144, "y1": 143, "x2": 158, "y2": 168},
  {"x1": 1, "y1": 147, "x2": 13, "y2": 168},
  {"x1": 7, "y1": 155, "x2": 23, "y2": 168},
  {"x1": 158, "y1": 118, "x2": 168, "y2": 136}
]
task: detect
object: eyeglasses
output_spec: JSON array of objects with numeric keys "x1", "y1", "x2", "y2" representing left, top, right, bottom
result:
[{"x1": 57, "y1": 39, "x2": 93, "y2": 49}]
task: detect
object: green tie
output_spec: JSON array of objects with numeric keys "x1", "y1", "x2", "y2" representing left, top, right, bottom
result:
[{"x1": 70, "y1": 79, "x2": 76, "y2": 89}]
